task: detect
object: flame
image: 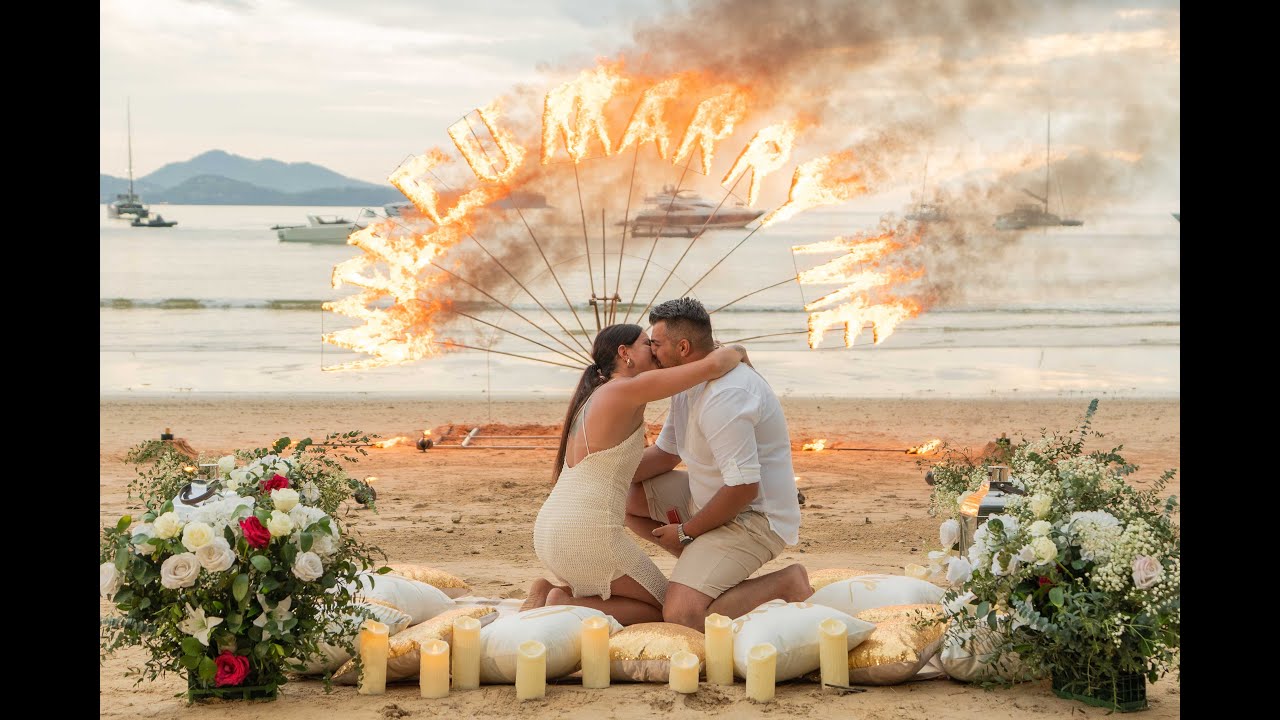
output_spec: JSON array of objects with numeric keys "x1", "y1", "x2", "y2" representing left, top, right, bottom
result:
[
  {"x1": 422, "y1": 429, "x2": 432, "y2": 437},
  {"x1": 183, "y1": 465, "x2": 197, "y2": 474},
  {"x1": 760, "y1": 151, "x2": 868, "y2": 228},
  {"x1": 807, "y1": 296, "x2": 921, "y2": 348},
  {"x1": 802, "y1": 439, "x2": 827, "y2": 451},
  {"x1": 364, "y1": 476, "x2": 379, "y2": 486},
  {"x1": 541, "y1": 62, "x2": 628, "y2": 164},
  {"x1": 615, "y1": 76, "x2": 684, "y2": 159},
  {"x1": 446, "y1": 102, "x2": 526, "y2": 183},
  {"x1": 388, "y1": 149, "x2": 508, "y2": 227},
  {"x1": 672, "y1": 89, "x2": 750, "y2": 175},
  {"x1": 721, "y1": 123, "x2": 797, "y2": 205},
  {"x1": 907, "y1": 438, "x2": 942, "y2": 455},
  {"x1": 373, "y1": 437, "x2": 411, "y2": 449}
]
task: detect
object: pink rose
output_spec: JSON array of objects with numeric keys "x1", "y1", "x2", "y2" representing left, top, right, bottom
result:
[
  {"x1": 260, "y1": 474, "x2": 290, "y2": 494},
  {"x1": 214, "y1": 651, "x2": 250, "y2": 687},
  {"x1": 1132, "y1": 555, "x2": 1163, "y2": 589},
  {"x1": 239, "y1": 516, "x2": 271, "y2": 549}
]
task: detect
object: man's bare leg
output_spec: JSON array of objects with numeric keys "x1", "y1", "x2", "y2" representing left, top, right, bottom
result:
[{"x1": 662, "y1": 564, "x2": 811, "y2": 629}]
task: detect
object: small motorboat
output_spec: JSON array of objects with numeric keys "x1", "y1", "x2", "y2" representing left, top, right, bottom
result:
[{"x1": 131, "y1": 214, "x2": 177, "y2": 227}]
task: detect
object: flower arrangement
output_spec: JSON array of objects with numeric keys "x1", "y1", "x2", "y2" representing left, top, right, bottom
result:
[
  {"x1": 100, "y1": 432, "x2": 387, "y2": 701},
  {"x1": 926, "y1": 400, "x2": 1180, "y2": 708}
]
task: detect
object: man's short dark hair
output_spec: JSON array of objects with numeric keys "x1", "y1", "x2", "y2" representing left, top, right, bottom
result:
[{"x1": 649, "y1": 297, "x2": 714, "y2": 351}]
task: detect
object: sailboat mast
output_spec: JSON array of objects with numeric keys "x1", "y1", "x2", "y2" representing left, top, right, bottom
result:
[
  {"x1": 1044, "y1": 113, "x2": 1050, "y2": 213},
  {"x1": 126, "y1": 99, "x2": 135, "y2": 197}
]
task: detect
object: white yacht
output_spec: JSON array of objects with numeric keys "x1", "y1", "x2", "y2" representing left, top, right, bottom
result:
[
  {"x1": 629, "y1": 185, "x2": 763, "y2": 237},
  {"x1": 274, "y1": 210, "x2": 377, "y2": 243}
]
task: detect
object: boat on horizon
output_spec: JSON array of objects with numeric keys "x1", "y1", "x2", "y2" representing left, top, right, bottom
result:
[
  {"x1": 628, "y1": 185, "x2": 763, "y2": 237},
  {"x1": 274, "y1": 210, "x2": 377, "y2": 243},
  {"x1": 108, "y1": 100, "x2": 151, "y2": 220},
  {"x1": 131, "y1": 214, "x2": 177, "y2": 228},
  {"x1": 994, "y1": 114, "x2": 1083, "y2": 230}
]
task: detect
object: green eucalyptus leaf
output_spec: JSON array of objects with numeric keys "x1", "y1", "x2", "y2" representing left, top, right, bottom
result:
[
  {"x1": 181, "y1": 637, "x2": 204, "y2": 656},
  {"x1": 975, "y1": 601, "x2": 990, "y2": 618},
  {"x1": 116, "y1": 515, "x2": 132, "y2": 533},
  {"x1": 1049, "y1": 586, "x2": 1064, "y2": 607},
  {"x1": 232, "y1": 573, "x2": 249, "y2": 602},
  {"x1": 251, "y1": 555, "x2": 272, "y2": 573},
  {"x1": 198, "y1": 656, "x2": 217, "y2": 682}
]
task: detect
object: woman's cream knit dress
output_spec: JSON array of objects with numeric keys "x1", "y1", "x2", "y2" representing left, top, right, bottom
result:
[{"x1": 533, "y1": 398, "x2": 668, "y2": 603}]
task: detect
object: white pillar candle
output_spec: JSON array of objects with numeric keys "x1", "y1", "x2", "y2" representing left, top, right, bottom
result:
[
  {"x1": 516, "y1": 640, "x2": 547, "y2": 700},
  {"x1": 451, "y1": 616, "x2": 481, "y2": 690},
  {"x1": 357, "y1": 619, "x2": 389, "y2": 695},
  {"x1": 419, "y1": 639, "x2": 450, "y2": 699},
  {"x1": 704, "y1": 613, "x2": 734, "y2": 685},
  {"x1": 668, "y1": 650, "x2": 700, "y2": 694},
  {"x1": 580, "y1": 616, "x2": 611, "y2": 689},
  {"x1": 745, "y1": 642, "x2": 777, "y2": 702},
  {"x1": 818, "y1": 618, "x2": 850, "y2": 687}
]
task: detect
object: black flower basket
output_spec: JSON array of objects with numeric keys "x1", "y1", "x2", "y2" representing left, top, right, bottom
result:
[
  {"x1": 187, "y1": 673, "x2": 278, "y2": 703},
  {"x1": 1052, "y1": 669, "x2": 1148, "y2": 713}
]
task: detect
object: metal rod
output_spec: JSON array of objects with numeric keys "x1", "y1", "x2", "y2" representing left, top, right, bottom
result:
[
  {"x1": 709, "y1": 276, "x2": 797, "y2": 314},
  {"x1": 636, "y1": 172, "x2": 747, "y2": 322},
  {"x1": 623, "y1": 154, "x2": 695, "y2": 324},
  {"x1": 600, "y1": 208, "x2": 607, "y2": 327},
  {"x1": 453, "y1": 308, "x2": 585, "y2": 366},
  {"x1": 460, "y1": 428, "x2": 481, "y2": 447},
  {"x1": 675, "y1": 187, "x2": 782, "y2": 302},
  {"x1": 435, "y1": 341, "x2": 581, "y2": 369},
  {"x1": 430, "y1": 444, "x2": 553, "y2": 450},
  {"x1": 436, "y1": 435, "x2": 559, "y2": 440},
  {"x1": 574, "y1": 162, "x2": 597, "y2": 326},
  {"x1": 613, "y1": 145, "x2": 640, "y2": 324},
  {"x1": 430, "y1": 262, "x2": 589, "y2": 363},
  {"x1": 721, "y1": 330, "x2": 808, "y2": 344},
  {"x1": 458, "y1": 116, "x2": 593, "y2": 356}
]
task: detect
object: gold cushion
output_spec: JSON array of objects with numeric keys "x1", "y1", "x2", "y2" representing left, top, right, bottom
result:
[
  {"x1": 331, "y1": 606, "x2": 497, "y2": 684},
  {"x1": 383, "y1": 562, "x2": 471, "y2": 598},
  {"x1": 847, "y1": 604, "x2": 946, "y2": 685},
  {"x1": 808, "y1": 568, "x2": 877, "y2": 592},
  {"x1": 609, "y1": 622, "x2": 706, "y2": 683}
]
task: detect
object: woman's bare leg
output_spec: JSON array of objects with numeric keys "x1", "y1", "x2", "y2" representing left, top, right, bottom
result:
[
  {"x1": 543, "y1": 574, "x2": 663, "y2": 626},
  {"x1": 520, "y1": 578, "x2": 569, "y2": 612}
]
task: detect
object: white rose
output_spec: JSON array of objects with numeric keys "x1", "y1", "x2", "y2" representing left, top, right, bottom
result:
[
  {"x1": 266, "y1": 510, "x2": 294, "y2": 537},
  {"x1": 1032, "y1": 536, "x2": 1058, "y2": 565},
  {"x1": 1016, "y1": 544, "x2": 1038, "y2": 564},
  {"x1": 153, "y1": 512, "x2": 185, "y2": 539},
  {"x1": 946, "y1": 556, "x2": 973, "y2": 585},
  {"x1": 131, "y1": 523, "x2": 158, "y2": 555},
  {"x1": 1029, "y1": 494, "x2": 1053, "y2": 519},
  {"x1": 292, "y1": 551, "x2": 324, "y2": 582},
  {"x1": 216, "y1": 455, "x2": 237, "y2": 474},
  {"x1": 939, "y1": 519, "x2": 960, "y2": 549},
  {"x1": 227, "y1": 467, "x2": 252, "y2": 490},
  {"x1": 181, "y1": 521, "x2": 215, "y2": 551},
  {"x1": 196, "y1": 537, "x2": 236, "y2": 572},
  {"x1": 160, "y1": 553, "x2": 202, "y2": 589},
  {"x1": 1132, "y1": 555, "x2": 1164, "y2": 589},
  {"x1": 1029, "y1": 520, "x2": 1052, "y2": 537},
  {"x1": 309, "y1": 532, "x2": 338, "y2": 557},
  {"x1": 301, "y1": 481, "x2": 320, "y2": 504},
  {"x1": 271, "y1": 488, "x2": 300, "y2": 512},
  {"x1": 100, "y1": 562, "x2": 122, "y2": 599}
]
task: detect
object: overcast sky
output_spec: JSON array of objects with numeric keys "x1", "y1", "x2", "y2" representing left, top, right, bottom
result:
[{"x1": 100, "y1": 0, "x2": 1179, "y2": 207}]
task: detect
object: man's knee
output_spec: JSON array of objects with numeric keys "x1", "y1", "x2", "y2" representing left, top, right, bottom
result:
[{"x1": 662, "y1": 583, "x2": 712, "y2": 629}]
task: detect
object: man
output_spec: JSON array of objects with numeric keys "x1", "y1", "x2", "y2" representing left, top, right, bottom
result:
[{"x1": 626, "y1": 297, "x2": 810, "y2": 629}]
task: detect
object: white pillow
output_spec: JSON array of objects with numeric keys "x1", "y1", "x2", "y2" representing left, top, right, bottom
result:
[
  {"x1": 730, "y1": 600, "x2": 876, "y2": 681},
  {"x1": 478, "y1": 606, "x2": 623, "y2": 683},
  {"x1": 286, "y1": 600, "x2": 413, "y2": 675},
  {"x1": 349, "y1": 572, "x2": 455, "y2": 625},
  {"x1": 808, "y1": 575, "x2": 944, "y2": 617}
]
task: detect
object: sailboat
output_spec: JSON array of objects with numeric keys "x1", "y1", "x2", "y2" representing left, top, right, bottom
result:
[
  {"x1": 994, "y1": 114, "x2": 1082, "y2": 230},
  {"x1": 904, "y1": 153, "x2": 950, "y2": 223},
  {"x1": 107, "y1": 100, "x2": 150, "y2": 220}
]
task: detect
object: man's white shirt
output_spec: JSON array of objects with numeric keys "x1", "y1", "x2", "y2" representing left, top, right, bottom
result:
[{"x1": 655, "y1": 363, "x2": 800, "y2": 545}]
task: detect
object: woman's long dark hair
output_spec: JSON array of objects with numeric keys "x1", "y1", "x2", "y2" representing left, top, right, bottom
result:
[{"x1": 552, "y1": 324, "x2": 644, "y2": 482}]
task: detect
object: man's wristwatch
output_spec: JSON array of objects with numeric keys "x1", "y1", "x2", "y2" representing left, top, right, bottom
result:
[{"x1": 676, "y1": 524, "x2": 694, "y2": 546}]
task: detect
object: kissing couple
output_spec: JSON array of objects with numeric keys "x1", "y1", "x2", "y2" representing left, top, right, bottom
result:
[{"x1": 523, "y1": 297, "x2": 811, "y2": 629}]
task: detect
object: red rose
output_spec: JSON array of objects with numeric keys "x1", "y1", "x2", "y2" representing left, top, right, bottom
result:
[
  {"x1": 260, "y1": 473, "x2": 290, "y2": 493},
  {"x1": 1038, "y1": 576, "x2": 1053, "y2": 588},
  {"x1": 239, "y1": 516, "x2": 271, "y2": 549},
  {"x1": 214, "y1": 651, "x2": 251, "y2": 687}
]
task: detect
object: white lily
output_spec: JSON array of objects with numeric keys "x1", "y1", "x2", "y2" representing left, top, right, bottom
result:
[
  {"x1": 178, "y1": 603, "x2": 224, "y2": 646},
  {"x1": 252, "y1": 593, "x2": 294, "y2": 640}
]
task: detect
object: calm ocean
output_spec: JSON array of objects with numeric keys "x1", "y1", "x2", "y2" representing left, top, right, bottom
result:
[{"x1": 100, "y1": 203, "x2": 1179, "y2": 400}]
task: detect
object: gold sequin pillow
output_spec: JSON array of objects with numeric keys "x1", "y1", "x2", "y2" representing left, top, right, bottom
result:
[
  {"x1": 808, "y1": 568, "x2": 878, "y2": 593},
  {"x1": 609, "y1": 622, "x2": 706, "y2": 683},
  {"x1": 383, "y1": 562, "x2": 472, "y2": 598},
  {"x1": 286, "y1": 600, "x2": 413, "y2": 676},
  {"x1": 331, "y1": 606, "x2": 498, "y2": 685},
  {"x1": 846, "y1": 604, "x2": 946, "y2": 685}
]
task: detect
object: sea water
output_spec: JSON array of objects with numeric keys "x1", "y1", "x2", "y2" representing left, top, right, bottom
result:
[{"x1": 100, "y1": 203, "x2": 1179, "y2": 400}]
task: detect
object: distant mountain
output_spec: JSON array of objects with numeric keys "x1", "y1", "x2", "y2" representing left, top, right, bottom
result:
[
  {"x1": 140, "y1": 150, "x2": 382, "y2": 194},
  {"x1": 99, "y1": 150, "x2": 409, "y2": 206}
]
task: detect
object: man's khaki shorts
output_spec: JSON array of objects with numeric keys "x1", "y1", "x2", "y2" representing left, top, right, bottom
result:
[{"x1": 641, "y1": 470, "x2": 786, "y2": 600}]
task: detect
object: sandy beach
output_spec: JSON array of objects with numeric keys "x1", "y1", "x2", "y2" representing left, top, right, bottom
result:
[{"x1": 99, "y1": 395, "x2": 1180, "y2": 718}]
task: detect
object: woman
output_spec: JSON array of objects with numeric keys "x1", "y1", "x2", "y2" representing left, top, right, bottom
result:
[{"x1": 526, "y1": 323, "x2": 747, "y2": 625}]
